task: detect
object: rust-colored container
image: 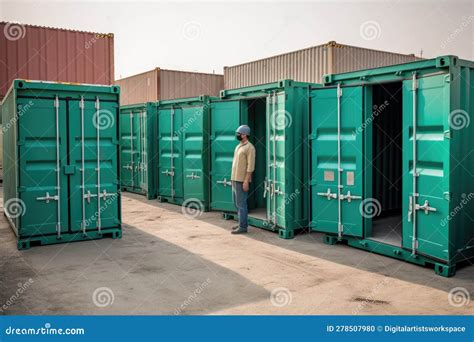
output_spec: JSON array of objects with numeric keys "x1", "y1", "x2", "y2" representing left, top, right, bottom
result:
[
  {"x1": 0, "y1": 22, "x2": 114, "y2": 98},
  {"x1": 115, "y1": 68, "x2": 224, "y2": 105}
]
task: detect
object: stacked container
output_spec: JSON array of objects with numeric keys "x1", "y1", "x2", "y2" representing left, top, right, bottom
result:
[
  {"x1": 210, "y1": 80, "x2": 316, "y2": 238},
  {"x1": 2, "y1": 80, "x2": 121, "y2": 249},
  {"x1": 120, "y1": 103, "x2": 158, "y2": 199},
  {"x1": 156, "y1": 96, "x2": 213, "y2": 211},
  {"x1": 310, "y1": 56, "x2": 474, "y2": 276}
]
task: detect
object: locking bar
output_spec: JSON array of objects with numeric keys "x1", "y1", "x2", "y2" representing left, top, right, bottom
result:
[
  {"x1": 317, "y1": 188, "x2": 338, "y2": 200},
  {"x1": 411, "y1": 73, "x2": 418, "y2": 255},
  {"x1": 271, "y1": 92, "x2": 278, "y2": 227},
  {"x1": 36, "y1": 192, "x2": 59, "y2": 203},
  {"x1": 80, "y1": 97, "x2": 87, "y2": 234},
  {"x1": 129, "y1": 112, "x2": 134, "y2": 188},
  {"x1": 54, "y1": 96, "x2": 61, "y2": 239},
  {"x1": 336, "y1": 84, "x2": 343, "y2": 240},
  {"x1": 170, "y1": 107, "x2": 175, "y2": 199},
  {"x1": 216, "y1": 178, "x2": 232, "y2": 187},
  {"x1": 95, "y1": 97, "x2": 102, "y2": 233},
  {"x1": 340, "y1": 190, "x2": 362, "y2": 203}
]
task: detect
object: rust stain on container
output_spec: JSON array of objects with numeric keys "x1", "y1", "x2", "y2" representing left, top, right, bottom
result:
[
  {"x1": 0, "y1": 22, "x2": 114, "y2": 98},
  {"x1": 115, "y1": 68, "x2": 224, "y2": 105},
  {"x1": 224, "y1": 41, "x2": 422, "y2": 89}
]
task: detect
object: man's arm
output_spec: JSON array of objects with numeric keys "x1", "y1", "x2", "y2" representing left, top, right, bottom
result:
[{"x1": 243, "y1": 146, "x2": 256, "y2": 191}]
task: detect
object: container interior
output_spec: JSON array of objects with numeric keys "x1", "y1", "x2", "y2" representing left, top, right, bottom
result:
[
  {"x1": 246, "y1": 97, "x2": 268, "y2": 220},
  {"x1": 369, "y1": 82, "x2": 403, "y2": 246}
]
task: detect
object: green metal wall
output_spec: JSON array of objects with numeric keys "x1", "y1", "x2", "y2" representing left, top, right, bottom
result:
[
  {"x1": 312, "y1": 56, "x2": 474, "y2": 274},
  {"x1": 1, "y1": 80, "x2": 122, "y2": 249},
  {"x1": 120, "y1": 102, "x2": 158, "y2": 199},
  {"x1": 156, "y1": 96, "x2": 211, "y2": 211},
  {"x1": 210, "y1": 80, "x2": 315, "y2": 237}
]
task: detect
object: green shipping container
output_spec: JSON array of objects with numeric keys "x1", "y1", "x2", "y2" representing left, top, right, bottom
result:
[
  {"x1": 310, "y1": 56, "x2": 474, "y2": 276},
  {"x1": 120, "y1": 103, "x2": 158, "y2": 199},
  {"x1": 2, "y1": 80, "x2": 122, "y2": 249},
  {"x1": 157, "y1": 96, "x2": 212, "y2": 211},
  {"x1": 210, "y1": 80, "x2": 316, "y2": 238}
]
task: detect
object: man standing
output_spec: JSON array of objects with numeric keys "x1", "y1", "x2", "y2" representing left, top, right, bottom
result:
[{"x1": 231, "y1": 125, "x2": 256, "y2": 234}]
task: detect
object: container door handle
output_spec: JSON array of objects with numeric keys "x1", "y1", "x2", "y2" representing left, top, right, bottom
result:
[
  {"x1": 415, "y1": 200, "x2": 437, "y2": 215},
  {"x1": 216, "y1": 178, "x2": 232, "y2": 187},
  {"x1": 263, "y1": 177, "x2": 270, "y2": 198},
  {"x1": 162, "y1": 169, "x2": 174, "y2": 176},
  {"x1": 274, "y1": 187, "x2": 284, "y2": 196},
  {"x1": 317, "y1": 188, "x2": 337, "y2": 200},
  {"x1": 186, "y1": 172, "x2": 200, "y2": 180},
  {"x1": 340, "y1": 191, "x2": 362, "y2": 203},
  {"x1": 36, "y1": 192, "x2": 59, "y2": 204},
  {"x1": 407, "y1": 196, "x2": 413, "y2": 222}
]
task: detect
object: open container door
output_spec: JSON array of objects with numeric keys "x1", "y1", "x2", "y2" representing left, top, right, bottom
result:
[
  {"x1": 210, "y1": 100, "x2": 241, "y2": 211},
  {"x1": 266, "y1": 92, "x2": 287, "y2": 230},
  {"x1": 402, "y1": 73, "x2": 451, "y2": 263},
  {"x1": 310, "y1": 85, "x2": 365, "y2": 239}
]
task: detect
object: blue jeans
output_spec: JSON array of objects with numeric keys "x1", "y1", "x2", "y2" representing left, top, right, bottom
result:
[{"x1": 232, "y1": 181, "x2": 248, "y2": 230}]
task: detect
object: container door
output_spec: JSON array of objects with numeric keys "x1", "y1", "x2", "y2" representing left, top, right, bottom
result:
[
  {"x1": 17, "y1": 97, "x2": 68, "y2": 237},
  {"x1": 210, "y1": 100, "x2": 240, "y2": 211},
  {"x1": 310, "y1": 86, "x2": 364, "y2": 238},
  {"x1": 138, "y1": 110, "x2": 148, "y2": 191},
  {"x1": 69, "y1": 97, "x2": 120, "y2": 232},
  {"x1": 402, "y1": 74, "x2": 450, "y2": 260},
  {"x1": 182, "y1": 105, "x2": 205, "y2": 204},
  {"x1": 120, "y1": 110, "x2": 134, "y2": 188},
  {"x1": 266, "y1": 92, "x2": 287, "y2": 228},
  {"x1": 158, "y1": 108, "x2": 183, "y2": 199},
  {"x1": 131, "y1": 112, "x2": 141, "y2": 189}
]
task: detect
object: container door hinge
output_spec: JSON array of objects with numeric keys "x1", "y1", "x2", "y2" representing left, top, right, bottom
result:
[
  {"x1": 444, "y1": 74, "x2": 452, "y2": 83},
  {"x1": 309, "y1": 133, "x2": 316, "y2": 140},
  {"x1": 443, "y1": 192, "x2": 451, "y2": 201},
  {"x1": 443, "y1": 130, "x2": 451, "y2": 140}
]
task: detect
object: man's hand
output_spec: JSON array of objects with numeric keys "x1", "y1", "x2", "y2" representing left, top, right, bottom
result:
[{"x1": 243, "y1": 181, "x2": 249, "y2": 192}]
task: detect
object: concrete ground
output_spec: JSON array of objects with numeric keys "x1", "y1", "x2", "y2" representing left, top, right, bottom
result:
[{"x1": 0, "y1": 190, "x2": 472, "y2": 315}]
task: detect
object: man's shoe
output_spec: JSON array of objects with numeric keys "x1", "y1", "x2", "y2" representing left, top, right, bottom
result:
[
  {"x1": 232, "y1": 225, "x2": 240, "y2": 231},
  {"x1": 231, "y1": 229, "x2": 248, "y2": 234}
]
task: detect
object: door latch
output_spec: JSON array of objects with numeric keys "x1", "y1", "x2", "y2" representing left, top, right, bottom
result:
[
  {"x1": 415, "y1": 200, "x2": 437, "y2": 215},
  {"x1": 186, "y1": 172, "x2": 200, "y2": 180},
  {"x1": 36, "y1": 192, "x2": 59, "y2": 203},
  {"x1": 161, "y1": 169, "x2": 174, "y2": 176},
  {"x1": 216, "y1": 178, "x2": 232, "y2": 187},
  {"x1": 340, "y1": 191, "x2": 362, "y2": 203},
  {"x1": 263, "y1": 177, "x2": 270, "y2": 198},
  {"x1": 274, "y1": 187, "x2": 284, "y2": 196},
  {"x1": 317, "y1": 188, "x2": 337, "y2": 200}
]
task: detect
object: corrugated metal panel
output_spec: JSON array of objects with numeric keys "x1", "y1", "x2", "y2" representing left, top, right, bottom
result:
[
  {"x1": 224, "y1": 44, "x2": 330, "y2": 89},
  {"x1": 224, "y1": 41, "x2": 421, "y2": 89},
  {"x1": 332, "y1": 43, "x2": 421, "y2": 74},
  {"x1": 159, "y1": 69, "x2": 223, "y2": 100},
  {"x1": 0, "y1": 22, "x2": 114, "y2": 98},
  {"x1": 114, "y1": 69, "x2": 158, "y2": 106}
]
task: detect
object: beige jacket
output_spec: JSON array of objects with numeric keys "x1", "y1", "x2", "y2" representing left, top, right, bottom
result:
[{"x1": 231, "y1": 141, "x2": 256, "y2": 182}]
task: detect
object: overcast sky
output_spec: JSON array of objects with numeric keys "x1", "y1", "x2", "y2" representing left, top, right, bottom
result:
[{"x1": 1, "y1": 0, "x2": 473, "y2": 79}]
